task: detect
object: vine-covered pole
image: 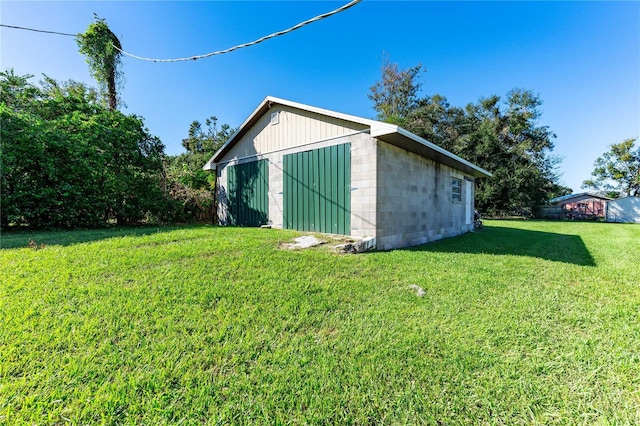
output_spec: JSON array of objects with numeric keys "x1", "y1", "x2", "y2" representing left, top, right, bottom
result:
[{"x1": 76, "y1": 15, "x2": 122, "y2": 111}]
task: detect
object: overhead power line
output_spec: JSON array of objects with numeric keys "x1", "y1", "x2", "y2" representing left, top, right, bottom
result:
[
  {"x1": 1, "y1": 0, "x2": 362, "y2": 63},
  {"x1": 0, "y1": 24, "x2": 77, "y2": 37},
  {"x1": 115, "y1": 0, "x2": 362, "y2": 63}
]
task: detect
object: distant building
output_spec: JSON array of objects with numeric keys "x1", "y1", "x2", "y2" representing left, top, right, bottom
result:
[
  {"x1": 549, "y1": 192, "x2": 612, "y2": 219},
  {"x1": 605, "y1": 196, "x2": 640, "y2": 223}
]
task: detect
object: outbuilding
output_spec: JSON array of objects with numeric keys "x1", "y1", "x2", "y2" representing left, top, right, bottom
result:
[
  {"x1": 606, "y1": 196, "x2": 640, "y2": 223},
  {"x1": 203, "y1": 97, "x2": 491, "y2": 250},
  {"x1": 549, "y1": 192, "x2": 612, "y2": 219}
]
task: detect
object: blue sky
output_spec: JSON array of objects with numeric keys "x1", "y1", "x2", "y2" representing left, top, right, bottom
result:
[{"x1": 2, "y1": 1, "x2": 639, "y2": 192}]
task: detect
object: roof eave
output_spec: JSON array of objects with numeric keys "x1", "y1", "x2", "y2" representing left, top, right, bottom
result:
[
  {"x1": 550, "y1": 192, "x2": 614, "y2": 203},
  {"x1": 203, "y1": 99, "x2": 269, "y2": 168},
  {"x1": 203, "y1": 96, "x2": 492, "y2": 179},
  {"x1": 204, "y1": 96, "x2": 387, "y2": 168},
  {"x1": 374, "y1": 126, "x2": 492, "y2": 178},
  {"x1": 202, "y1": 158, "x2": 216, "y2": 171}
]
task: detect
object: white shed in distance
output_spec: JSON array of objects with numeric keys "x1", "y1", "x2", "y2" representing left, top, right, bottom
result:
[{"x1": 606, "y1": 196, "x2": 640, "y2": 223}]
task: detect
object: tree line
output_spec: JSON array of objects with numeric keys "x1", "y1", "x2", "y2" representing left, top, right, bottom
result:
[
  {"x1": 582, "y1": 138, "x2": 639, "y2": 198},
  {"x1": 0, "y1": 69, "x2": 232, "y2": 229},
  {"x1": 1, "y1": 17, "x2": 231, "y2": 230},
  {"x1": 369, "y1": 59, "x2": 571, "y2": 215},
  {"x1": 369, "y1": 58, "x2": 639, "y2": 210}
]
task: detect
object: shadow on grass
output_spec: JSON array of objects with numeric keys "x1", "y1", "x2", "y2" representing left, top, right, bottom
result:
[
  {"x1": 407, "y1": 225, "x2": 596, "y2": 266},
  {"x1": 0, "y1": 225, "x2": 205, "y2": 250}
]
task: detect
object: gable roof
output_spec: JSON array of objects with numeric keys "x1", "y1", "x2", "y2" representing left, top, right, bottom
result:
[
  {"x1": 549, "y1": 192, "x2": 613, "y2": 203},
  {"x1": 203, "y1": 96, "x2": 492, "y2": 178}
]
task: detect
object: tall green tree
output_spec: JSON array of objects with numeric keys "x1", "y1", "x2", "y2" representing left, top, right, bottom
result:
[
  {"x1": 76, "y1": 15, "x2": 122, "y2": 111},
  {"x1": 369, "y1": 61, "x2": 567, "y2": 215},
  {"x1": 163, "y1": 117, "x2": 234, "y2": 222},
  {"x1": 368, "y1": 55, "x2": 423, "y2": 126},
  {"x1": 0, "y1": 69, "x2": 40, "y2": 111},
  {"x1": 183, "y1": 117, "x2": 232, "y2": 155},
  {"x1": 582, "y1": 138, "x2": 640, "y2": 197},
  {"x1": 173, "y1": 116, "x2": 233, "y2": 189},
  {"x1": 458, "y1": 91, "x2": 563, "y2": 214},
  {"x1": 404, "y1": 94, "x2": 468, "y2": 153}
]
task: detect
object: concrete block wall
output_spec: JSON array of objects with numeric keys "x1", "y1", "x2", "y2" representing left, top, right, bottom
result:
[
  {"x1": 375, "y1": 141, "x2": 473, "y2": 250},
  {"x1": 348, "y1": 134, "x2": 377, "y2": 238},
  {"x1": 217, "y1": 135, "x2": 475, "y2": 250}
]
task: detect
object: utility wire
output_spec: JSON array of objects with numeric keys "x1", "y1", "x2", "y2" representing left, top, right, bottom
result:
[
  {"x1": 0, "y1": 24, "x2": 77, "y2": 37},
  {"x1": 115, "y1": 0, "x2": 362, "y2": 62},
  {"x1": 1, "y1": 0, "x2": 361, "y2": 63}
]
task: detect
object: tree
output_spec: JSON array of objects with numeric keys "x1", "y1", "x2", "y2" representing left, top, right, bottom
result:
[
  {"x1": 368, "y1": 55, "x2": 423, "y2": 125},
  {"x1": 454, "y1": 90, "x2": 561, "y2": 214},
  {"x1": 369, "y1": 60, "x2": 564, "y2": 215},
  {"x1": 404, "y1": 94, "x2": 467, "y2": 153},
  {"x1": 0, "y1": 69, "x2": 40, "y2": 111},
  {"x1": 582, "y1": 138, "x2": 640, "y2": 197},
  {"x1": 76, "y1": 15, "x2": 122, "y2": 110},
  {"x1": 1, "y1": 70, "x2": 169, "y2": 229},
  {"x1": 182, "y1": 116, "x2": 232, "y2": 155},
  {"x1": 163, "y1": 117, "x2": 234, "y2": 222},
  {"x1": 174, "y1": 116, "x2": 233, "y2": 189}
]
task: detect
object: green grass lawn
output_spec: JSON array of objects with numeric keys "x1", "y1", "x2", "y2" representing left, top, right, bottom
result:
[{"x1": 1, "y1": 221, "x2": 639, "y2": 424}]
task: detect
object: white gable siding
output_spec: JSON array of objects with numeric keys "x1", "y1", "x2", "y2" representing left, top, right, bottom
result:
[{"x1": 217, "y1": 105, "x2": 368, "y2": 164}]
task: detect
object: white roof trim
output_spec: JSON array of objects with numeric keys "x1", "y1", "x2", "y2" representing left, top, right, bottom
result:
[
  {"x1": 203, "y1": 96, "x2": 491, "y2": 178},
  {"x1": 395, "y1": 127, "x2": 492, "y2": 177},
  {"x1": 265, "y1": 96, "x2": 384, "y2": 128}
]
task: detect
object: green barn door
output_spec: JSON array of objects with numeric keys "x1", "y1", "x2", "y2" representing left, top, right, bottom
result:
[
  {"x1": 227, "y1": 159, "x2": 269, "y2": 226},
  {"x1": 283, "y1": 143, "x2": 351, "y2": 234}
]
